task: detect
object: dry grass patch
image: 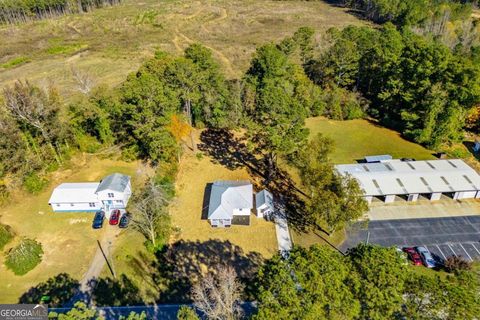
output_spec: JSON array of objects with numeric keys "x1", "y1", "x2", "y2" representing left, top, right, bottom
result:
[
  {"x1": 0, "y1": 154, "x2": 141, "y2": 303},
  {"x1": 170, "y1": 146, "x2": 277, "y2": 259},
  {"x1": 0, "y1": 0, "x2": 365, "y2": 96}
]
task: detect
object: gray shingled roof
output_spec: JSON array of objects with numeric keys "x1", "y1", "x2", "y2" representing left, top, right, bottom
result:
[
  {"x1": 95, "y1": 173, "x2": 130, "y2": 193},
  {"x1": 208, "y1": 181, "x2": 253, "y2": 219}
]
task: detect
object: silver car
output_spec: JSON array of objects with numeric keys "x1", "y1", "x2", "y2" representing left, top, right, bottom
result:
[{"x1": 415, "y1": 246, "x2": 436, "y2": 268}]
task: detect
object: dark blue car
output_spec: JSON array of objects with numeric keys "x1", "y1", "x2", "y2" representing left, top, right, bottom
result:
[
  {"x1": 118, "y1": 213, "x2": 130, "y2": 228},
  {"x1": 92, "y1": 211, "x2": 105, "y2": 229}
]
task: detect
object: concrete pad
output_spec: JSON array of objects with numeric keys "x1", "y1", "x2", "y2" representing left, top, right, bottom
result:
[{"x1": 368, "y1": 199, "x2": 480, "y2": 221}]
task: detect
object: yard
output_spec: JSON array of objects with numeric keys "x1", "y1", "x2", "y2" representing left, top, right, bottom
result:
[
  {"x1": 0, "y1": 154, "x2": 141, "y2": 303},
  {"x1": 292, "y1": 117, "x2": 437, "y2": 249},
  {"x1": 305, "y1": 117, "x2": 436, "y2": 164}
]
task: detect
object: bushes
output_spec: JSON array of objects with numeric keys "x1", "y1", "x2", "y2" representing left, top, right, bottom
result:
[
  {"x1": 0, "y1": 223, "x2": 14, "y2": 250},
  {"x1": 444, "y1": 255, "x2": 472, "y2": 273},
  {"x1": 23, "y1": 172, "x2": 48, "y2": 194},
  {"x1": 5, "y1": 238, "x2": 43, "y2": 275}
]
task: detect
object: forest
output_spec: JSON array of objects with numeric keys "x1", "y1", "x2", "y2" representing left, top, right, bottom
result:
[{"x1": 0, "y1": 0, "x2": 121, "y2": 24}]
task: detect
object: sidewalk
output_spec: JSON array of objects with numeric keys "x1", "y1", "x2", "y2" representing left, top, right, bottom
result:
[
  {"x1": 368, "y1": 199, "x2": 480, "y2": 220},
  {"x1": 274, "y1": 211, "x2": 293, "y2": 253}
]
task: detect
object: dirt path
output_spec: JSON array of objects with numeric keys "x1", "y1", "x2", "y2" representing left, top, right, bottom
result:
[
  {"x1": 170, "y1": 5, "x2": 236, "y2": 77},
  {"x1": 66, "y1": 226, "x2": 121, "y2": 306}
]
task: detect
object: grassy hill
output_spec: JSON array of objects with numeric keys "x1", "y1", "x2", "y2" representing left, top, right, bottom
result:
[{"x1": 0, "y1": 0, "x2": 365, "y2": 97}]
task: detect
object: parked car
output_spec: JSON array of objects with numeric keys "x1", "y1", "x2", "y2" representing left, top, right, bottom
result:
[
  {"x1": 119, "y1": 213, "x2": 130, "y2": 228},
  {"x1": 416, "y1": 246, "x2": 437, "y2": 268},
  {"x1": 92, "y1": 211, "x2": 105, "y2": 229},
  {"x1": 403, "y1": 247, "x2": 423, "y2": 266},
  {"x1": 109, "y1": 210, "x2": 120, "y2": 225}
]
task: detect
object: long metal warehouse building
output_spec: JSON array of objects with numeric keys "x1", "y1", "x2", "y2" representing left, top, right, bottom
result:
[{"x1": 335, "y1": 159, "x2": 480, "y2": 203}]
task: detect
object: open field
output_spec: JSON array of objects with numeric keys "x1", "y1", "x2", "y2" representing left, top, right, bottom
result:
[
  {"x1": 0, "y1": 0, "x2": 365, "y2": 97},
  {"x1": 306, "y1": 117, "x2": 436, "y2": 164},
  {"x1": 0, "y1": 155, "x2": 141, "y2": 303}
]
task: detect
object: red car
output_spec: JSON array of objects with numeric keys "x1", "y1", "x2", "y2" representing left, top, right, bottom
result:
[
  {"x1": 403, "y1": 247, "x2": 423, "y2": 266},
  {"x1": 109, "y1": 210, "x2": 120, "y2": 225}
]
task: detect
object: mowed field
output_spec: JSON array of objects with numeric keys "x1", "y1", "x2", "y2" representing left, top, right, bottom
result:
[
  {"x1": 0, "y1": 155, "x2": 142, "y2": 303},
  {"x1": 306, "y1": 117, "x2": 436, "y2": 164},
  {"x1": 0, "y1": 0, "x2": 365, "y2": 97}
]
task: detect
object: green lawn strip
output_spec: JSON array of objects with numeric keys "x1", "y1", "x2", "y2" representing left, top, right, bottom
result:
[{"x1": 305, "y1": 117, "x2": 436, "y2": 164}]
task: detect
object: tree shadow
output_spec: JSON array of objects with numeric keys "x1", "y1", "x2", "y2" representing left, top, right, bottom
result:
[
  {"x1": 90, "y1": 274, "x2": 143, "y2": 307},
  {"x1": 199, "y1": 128, "x2": 314, "y2": 233},
  {"x1": 19, "y1": 273, "x2": 80, "y2": 307},
  {"x1": 144, "y1": 239, "x2": 264, "y2": 303},
  {"x1": 201, "y1": 183, "x2": 212, "y2": 220},
  {"x1": 463, "y1": 141, "x2": 480, "y2": 161}
]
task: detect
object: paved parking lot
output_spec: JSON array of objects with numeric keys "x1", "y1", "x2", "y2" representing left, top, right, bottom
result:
[{"x1": 341, "y1": 216, "x2": 480, "y2": 262}]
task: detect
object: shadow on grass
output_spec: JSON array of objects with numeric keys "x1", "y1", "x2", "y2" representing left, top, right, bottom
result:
[
  {"x1": 201, "y1": 183, "x2": 212, "y2": 220},
  {"x1": 19, "y1": 273, "x2": 79, "y2": 307},
  {"x1": 90, "y1": 274, "x2": 143, "y2": 307},
  {"x1": 126, "y1": 239, "x2": 263, "y2": 303},
  {"x1": 198, "y1": 128, "x2": 323, "y2": 234}
]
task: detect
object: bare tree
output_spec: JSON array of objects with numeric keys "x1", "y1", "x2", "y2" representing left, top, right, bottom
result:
[
  {"x1": 129, "y1": 179, "x2": 170, "y2": 247},
  {"x1": 71, "y1": 66, "x2": 95, "y2": 95},
  {"x1": 191, "y1": 265, "x2": 244, "y2": 320}
]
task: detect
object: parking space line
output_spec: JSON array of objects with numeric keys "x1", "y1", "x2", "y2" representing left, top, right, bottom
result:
[
  {"x1": 459, "y1": 243, "x2": 473, "y2": 262},
  {"x1": 447, "y1": 244, "x2": 457, "y2": 256},
  {"x1": 472, "y1": 243, "x2": 480, "y2": 255},
  {"x1": 435, "y1": 245, "x2": 447, "y2": 260}
]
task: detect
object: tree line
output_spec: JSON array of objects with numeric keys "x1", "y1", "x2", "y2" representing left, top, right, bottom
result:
[
  {"x1": 305, "y1": 24, "x2": 480, "y2": 148},
  {"x1": 0, "y1": 0, "x2": 121, "y2": 24}
]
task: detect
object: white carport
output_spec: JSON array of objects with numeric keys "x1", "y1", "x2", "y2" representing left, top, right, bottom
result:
[{"x1": 335, "y1": 159, "x2": 480, "y2": 204}]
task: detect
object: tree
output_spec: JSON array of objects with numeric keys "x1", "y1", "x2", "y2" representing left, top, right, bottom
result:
[
  {"x1": 255, "y1": 245, "x2": 360, "y2": 320},
  {"x1": 294, "y1": 134, "x2": 367, "y2": 232},
  {"x1": 177, "y1": 306, "x2": 200, "y2": 320},
  {"x1": 191, "y1": 265, "x2": 244, "y2": 320},
  {"x1": 168, "y1": 114, "x2": 193, "y2": 156},
  {"x1": 3, "y1": 81, "x2": 67, "y2": 163},
  {"x1": 48, "y1": 302, "x2": 99, "y2": 320},
  {"x1": 244, "y1": 43, "x2": 321, "y2": 181},
  {"x1": 347, "y1": 244, "x2": 407, "y2": 320},
  {"x1": 129, "y1": 179, "x2": 171, "y2": 250}
]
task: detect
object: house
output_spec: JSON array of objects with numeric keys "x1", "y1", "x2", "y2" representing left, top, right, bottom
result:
[
  {"x1": 207, "y1": 181, "x2": 253, "y2": 227},
  {"x1": 255, "y1": 189, "x2": 274, "y2": 219},
  {"x1": 48, "y1": 173, "x2": 132, "y2": 217}
]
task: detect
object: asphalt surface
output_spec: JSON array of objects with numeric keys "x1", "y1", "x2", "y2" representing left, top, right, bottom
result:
[{"x1": 341, "y1": 216, "x2": 480, "y2": 262}]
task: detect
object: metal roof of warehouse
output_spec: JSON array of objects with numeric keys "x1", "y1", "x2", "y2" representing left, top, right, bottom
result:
[{"x1": 335, "y1": 159, "x2": 480, "y2": 196}]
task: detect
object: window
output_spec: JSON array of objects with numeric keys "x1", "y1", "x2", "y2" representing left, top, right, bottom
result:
[
  {"x1": 89, "y1": 203, "x2": 96, "y2": 207},
  {"x1": 70, "y1": 203, "x2": 74, "y2": 207},
  {"x1": 108, "y1": 193, "x2": 114, "y2": 198},
  {"x1": 56, "y1": 204, "x2": 60, "y2": 207},
  {"x1": 115, "y1": 200, "x2": 123, "y2": 204}
]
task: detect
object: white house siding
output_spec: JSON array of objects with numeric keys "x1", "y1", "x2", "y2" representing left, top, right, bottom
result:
[
  {"x1": 51, "y1": 202, "x2": 101, "y2": 212},
  {"x1": 233, "y1": 208, "x2": 251, "y2": 216}
]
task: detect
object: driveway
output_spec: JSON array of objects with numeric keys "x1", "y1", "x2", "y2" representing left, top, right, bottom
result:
[
  {"x1": 274, "y1": 210, "x2": 292, "y2": 253},
  {"x1": 341, "y1": 216, "x2": 480, "y2": 262},
  {"x1": 65, "y1": 226, "x2": 121, "y2": 306}
]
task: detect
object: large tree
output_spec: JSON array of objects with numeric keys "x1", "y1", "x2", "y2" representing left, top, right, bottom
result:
[
  {"x1": 243, "y1": 43, "x2": 322, "y2": 180},
  {"x1": 295, "y1": 133, "x2": 368, "y2": 232}
]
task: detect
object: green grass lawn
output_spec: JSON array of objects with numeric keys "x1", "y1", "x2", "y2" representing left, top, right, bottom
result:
[
  {"x1": 0, "y1": 155, "x2": 140, "y2": 303},
  {"x1": 293, "y1": 117, "x2": 436, "y2": 249},
  {"x1": 305, "y1": 117, "x2": 436, "y2": 164}
]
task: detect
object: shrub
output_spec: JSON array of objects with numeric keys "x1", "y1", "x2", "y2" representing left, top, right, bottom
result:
[
  {"x1": 23, "y1": 173, "x2": 48, "y2": 194},
  {"x1": 5, "y1": 238, "x2": 43, "y2": 275},
  {"x1": 0, "y1": 223, "x2": 14, "y2": 250},
  {"x1": 1, "y1": 56, "x2": 30, "y2": 69},
  {"x1": 444, "y1": 255, "x2": 472, "y2": 273}
]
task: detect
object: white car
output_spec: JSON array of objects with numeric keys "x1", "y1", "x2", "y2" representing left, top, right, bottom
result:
[{"x1": 415, "y1": 246, "x2": 436, "y2": 268}]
